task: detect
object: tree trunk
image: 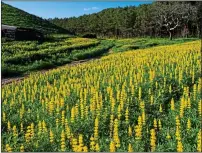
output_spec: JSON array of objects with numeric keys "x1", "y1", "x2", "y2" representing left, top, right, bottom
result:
[{"x1": 169, "y1": 30, "x2": 172, "y2": 40}]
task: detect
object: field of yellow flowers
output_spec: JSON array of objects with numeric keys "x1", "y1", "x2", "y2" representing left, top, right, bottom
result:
[{"x1": 1, "y1": 40, "x2": 201, "y2": 152}]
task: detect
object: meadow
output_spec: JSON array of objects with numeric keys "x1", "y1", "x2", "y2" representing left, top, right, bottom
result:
[
  {"x1": 1, "y1": 40, "x2": 201, "y2": 152},
  {"x1": 2, "y1": 36, "x2": 197, "y2": 77}
]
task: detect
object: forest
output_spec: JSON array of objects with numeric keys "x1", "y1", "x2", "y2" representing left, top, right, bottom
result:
[{"x1": 49, "y1": 1, "x2": 202, "y2": 39}]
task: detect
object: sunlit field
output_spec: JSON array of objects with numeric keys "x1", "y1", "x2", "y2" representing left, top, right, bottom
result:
[{"x1": 1, "y1": 40, "x2": 201, "y2": 152}]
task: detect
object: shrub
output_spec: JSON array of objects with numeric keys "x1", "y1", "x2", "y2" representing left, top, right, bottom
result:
[{"x1": 82, "y1": 33, "x2": 97, "y2": 38}]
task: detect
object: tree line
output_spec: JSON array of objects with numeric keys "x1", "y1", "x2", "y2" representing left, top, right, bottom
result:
[{"x1": 49, "y1": 1, "x2": 202, "y2": 39}]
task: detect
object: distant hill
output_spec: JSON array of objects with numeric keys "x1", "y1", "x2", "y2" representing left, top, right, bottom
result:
[{"x1": 2, "y1": 2, "x2": 71, "y2": 34}]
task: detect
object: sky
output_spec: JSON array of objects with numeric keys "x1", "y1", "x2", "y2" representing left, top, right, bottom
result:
[{"x1": 3, "y1": 1, "x2": 153, "y2": 19}]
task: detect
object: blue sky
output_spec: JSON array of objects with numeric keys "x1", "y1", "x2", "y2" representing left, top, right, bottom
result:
[{"x1": 3, "y1": 1, "x2": 153, "y2": 19}]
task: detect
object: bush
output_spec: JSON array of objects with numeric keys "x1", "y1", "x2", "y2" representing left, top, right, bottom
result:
[{"x1": 82, "y1": 33, "x2": 97, "y2": 38}]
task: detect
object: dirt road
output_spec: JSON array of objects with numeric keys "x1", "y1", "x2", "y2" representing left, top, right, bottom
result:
[{"x1": 1, "y1": 58, "x2": 99, "y2": 86}]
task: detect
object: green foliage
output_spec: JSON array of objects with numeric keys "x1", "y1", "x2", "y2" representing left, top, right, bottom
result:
[
  {"x1": 50, "y1": 2, "x2": 200, "y2": 38},
  {"x1": 1, "y1": 2, "x2": 70, "y2": 34},
  {"x1": 2, "y1": 38, "x2": 114, "y2": 77},
  {"x1": 111, "y1": 38, "x2": 198, "y2": 52}
]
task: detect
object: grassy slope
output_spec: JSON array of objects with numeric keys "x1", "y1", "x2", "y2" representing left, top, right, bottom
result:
[
  {"x1": 2, "y1": 37, "x2": 198, "y2": 78},
  {"x1": 2, "y1": 37, "x2": 113, "y2": 77},
  {"x1": 110, "y1": 38, "x2": 199, "y2": 53},
  {"x1": 1, "y1": 2, "x2": 69, "y2": 34}
]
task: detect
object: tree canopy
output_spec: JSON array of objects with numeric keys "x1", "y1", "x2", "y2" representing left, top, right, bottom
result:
[{"x1": 49, "y1": 1, "x2": 201, "y2": 39}]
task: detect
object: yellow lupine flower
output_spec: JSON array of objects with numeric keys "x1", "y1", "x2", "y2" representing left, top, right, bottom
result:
[
  {"x1": 171, "y1": 98, "x2": 175, "y2": 111},
  {"x1": 109, "y1": 141, "x2": 116, "y2": 152},
  {"x1": 197, "y1": 130, "x2": 201, "y2": 152},
  {"x1": 60, "y1": 130, "x2": 66, "y2": 152},
  {"x1": 90, "y1": 136, "x2": 95, "y2": 151},
  {"x1": 193, "y1": 84, "x2": 197, "y2": 100},
  {"x1": 158, "y1": 119, "x2": 162, "y2": 130},
  {"x1": 175, "y1": 126, "x2": 181, "y2": 141},
  {"x1": 71, "y1": 107, "x2": 75, "y2": 123},
  {"x1": 110, "y1": 114, "x2": 114, "y2": 137},
  {"x1": 142, "y1": 111, "x2": 146, "y2": 125},
  {"x1": 128, "y1": 143, "x2": 133, "y2": 152},
  {"x1": 5, "y1": 144, "x2": 12, "y2": 152},
  {"x1": 159, "y1": 104, "x2": 163, "y2": 113},
  {"x1": 177, "y1": 140, "x2": 183, "y2": 152},
  {"x1": 30, "y1": 123, "x2": 34, "y2": 138},
  {"x1": 166, "y1": 132, "x2": 171, "y2": 139},
  {"x1": 20, "y1": 144, "x2": 24, "y2": 152},
  {"x1": 7, "y1": 121, "x2": 11, "y2": 131},
  {"x1": 187, "y1": 119, "x2": 191, "y2": 131},
  {"x1": 198, "y1": 100, "x2": 202, "y2": 116},
  {"x1": 49, "y1": 129, "x2": 54, "y2": 143},
  {"x1": 113, "y1": 119, "x2": 120, "y2": 148},
  {"x1": 25, "y1": 126, "x2": 31, "y2": 143},
  {"x1": 128, "y1": 125, "x2": 132, "y2": 137},
  {"x1": 94, "y1": 117, "x2": 99, "y2": 141},
  {"x1": 83, "y1": 146, "x2": 88, "y2": 152},
  {"x1": 61, "y1": 110, "x2": 65, "y2": 126},
  {"x1": 125, "y1": 107, "x2": 129, "y2": 124},
  {"x1": 72, "y1": 138, "x2": 78, "y2": 152},
  {"x1": 138, "y1": 115, "x2": 142, "y2": 127},
  {"x1": 21, "y1": 123, "x2": 23, "y2": 132},
  {"x1": 3, "y1": 112, "x2": 6, "y2": 122},
  {"x1": 95, "y1": 143, "x2": 100, "y2": 152},
  {"x1": 150, "y1": 129, "x2": 156, "y2": 152},
  {"x1": 79, "y1": 134, "x2": 84, "y2": 147},
  {"x1": 138, "y1": 87, "x2": 142, "y2": 100},
  {"x1": 153, "y1": 119, "x2": 157, "y2": 130},
  {"x1": 135, "y1": 125, "x2": 142, "y2": 140}
]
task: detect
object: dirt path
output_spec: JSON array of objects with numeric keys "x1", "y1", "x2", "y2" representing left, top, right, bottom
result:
[{"x1": 1, "y1": 58, "x2": 100, "y2": 86}]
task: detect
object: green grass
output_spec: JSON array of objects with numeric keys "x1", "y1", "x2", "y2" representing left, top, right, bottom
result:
[
  {"x1": 111, "y1": 38, "x2": 199, "y2": 52},
  {"x1": 2, "y1": 2, "x2": 69, "y2": 34},
  {"x1": 2, "y1": 38, "x2": 114, "y2": 77}
]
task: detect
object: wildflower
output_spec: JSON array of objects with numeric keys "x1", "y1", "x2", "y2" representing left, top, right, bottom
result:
[
  {"x1": 90, "y1": 136, "x2": 95, "y2": 151},
  {"x1": 198, "y1": 100, "x2": 201, "y2": 117},
  {"x1": 125, "y1": 107, "x2": 129, "y2": 124},
  {"x1": 135, "y1": 125, "x2": 142, "y2": 140},
  {"x1": 3, "y1": 112, "x2": 6, "y2": 122},
  {"x1": 128, "y1": 143, "x2": 133, "y2": 152},
  {"x1": 20, "y1": 144, "x2": 24, "y2": 152},
  {"x1": 150, "y1": 129, "x2": 156, "y2": 152},
  {"x1": 158, "y1": 119, "x2": 162, "y2": 130},
  {"x1": 197, "y1": 130, "x2": 201, "y2": 152},
  {"x1": 128, "y1": 125, "x2": 132, "y2": 137},
  {"x1": 187, "y1": 119, "x2": 191, "y2": 131},
  {"x1": 61, "y1": 111, "x2": 65, "y2": 126},
  {"x1": 79, "y1": 134, "x2": 84, "y2": 147},
  {"x1": 142, "y1": 111, "x2": 146, "y2": 125},
  {"x1": 95, "y1": 143, "x2": 100, "y2": 152},
  {"x1": 60, "y1": 130, "x2": 66, "y2": 152},
  {"x1": 49, "y1": 129, "x2": 54, "y2": 143},
  {"x1": 159, "y1": 104, "x2": 163, "y2": 112},
  {"x1": 109, "y1": 141, "x2": 116, "y2": 152},
  {"x1": 171, "y1": 98, "x2": 175, "y2": 111},
  {"x1": 166, "y1": 132, "x2": 171, "y2": 139},
  {"x1": 5, "y1": 144, "x2": 12, "y2": 152},
  {"x1": 153, "y1": 119, "x2": 157, "y2": 130},
  {"x1": 113, "y1": 119, "x2": 120, "y2": 148},
  {"x1": 177, "y1": 140, "x2": 183, "y2": 152},
  {"x1": 83, "y1": 146, "x2": 88, "y2": 152},
  {"x1": 7, "y1": 121, "x2": 11, "y2": 131},
  {"x1": 71, "y1": 107, "x2": 75, "y2": 123},
  {"x1": 94, "y1": 117, "x2": 99, "y2": 141}
]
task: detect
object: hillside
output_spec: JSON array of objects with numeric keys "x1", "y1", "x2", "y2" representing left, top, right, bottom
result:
[{"x1": 1, "y1": 2, "x2": 70, "y2": 34}]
